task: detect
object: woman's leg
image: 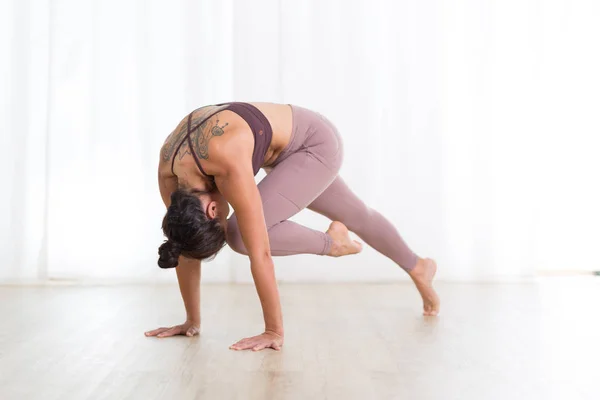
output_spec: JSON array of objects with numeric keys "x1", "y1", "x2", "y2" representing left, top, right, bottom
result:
[
  {"x1": 308, "y1": 175, "x2": 440, "y2": 316},
  {"x1": 308, "y1": 176, "x2": 418, "y2": 271},
  {"x1": 226, "y1": 104, "x2": 438, "y2": 314},
  {"x1": 228, "y1": 150, "x2": 355, "y2": 256},
  {"x1": 227, "y1": 105, "x2": 359, "y2": 257}
]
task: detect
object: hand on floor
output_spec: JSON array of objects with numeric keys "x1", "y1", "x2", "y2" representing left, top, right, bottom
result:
[
  {"x1": 144, "y1": 320, "x2": 200, "y2": 338},
  {"x1": 229, "y1": 331, "x2": 284, "y2": 351}
]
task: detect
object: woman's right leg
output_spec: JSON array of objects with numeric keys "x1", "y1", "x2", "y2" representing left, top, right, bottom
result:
[{"x1": 308, "y1": 175, "x2": 440, "y2": 315}]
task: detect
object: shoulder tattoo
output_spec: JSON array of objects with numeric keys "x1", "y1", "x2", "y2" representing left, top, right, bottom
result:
[{"x1": 161, "y1": 106, "x2": 229, "y2": 163}]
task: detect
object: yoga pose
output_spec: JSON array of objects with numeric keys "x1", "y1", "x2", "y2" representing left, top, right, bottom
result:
[{"x1": 145, "y1": 102, "x2": 439, "y2": 351}]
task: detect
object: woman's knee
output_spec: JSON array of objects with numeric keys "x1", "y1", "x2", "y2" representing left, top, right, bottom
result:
[{"x1": 226, "y1": 217, "x2": 248, "y2": 255}]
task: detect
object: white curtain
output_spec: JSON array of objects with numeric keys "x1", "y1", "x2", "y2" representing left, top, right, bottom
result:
[{"x1": 1, "y1": 0, "x2": 599, "y2": 283}]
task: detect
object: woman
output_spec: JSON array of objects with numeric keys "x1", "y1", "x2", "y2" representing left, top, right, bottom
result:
[{"x1": 145, "y1": 102, "x2": 439, "y2": 351}]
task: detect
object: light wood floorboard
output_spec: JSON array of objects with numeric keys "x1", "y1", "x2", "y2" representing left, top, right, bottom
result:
[{"x1": 0, "y1": 279, "x2": 599, "y2": 400}]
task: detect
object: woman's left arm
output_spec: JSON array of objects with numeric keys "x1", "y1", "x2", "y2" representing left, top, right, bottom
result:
[{"x1": 215, "y1": 161, "x2": 284, "y2": 351}]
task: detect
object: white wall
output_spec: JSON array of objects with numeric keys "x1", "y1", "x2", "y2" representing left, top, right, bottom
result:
[{"x1": 1, "y1": 0, "x2": 599, "y2": 283}]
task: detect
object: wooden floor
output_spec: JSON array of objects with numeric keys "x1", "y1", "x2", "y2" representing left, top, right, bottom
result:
[{"x1": 1, "y1": 279, "x2": 599, "y2": 400}]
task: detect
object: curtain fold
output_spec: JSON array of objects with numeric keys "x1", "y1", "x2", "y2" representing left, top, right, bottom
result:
[{"x1": 0, "y1": 0, "x2": 50, "y2": 281}]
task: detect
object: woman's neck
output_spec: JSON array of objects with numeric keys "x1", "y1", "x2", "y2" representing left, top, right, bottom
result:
[{"x1": 177, "y1": 172, "x2": 214, "y2": 193}]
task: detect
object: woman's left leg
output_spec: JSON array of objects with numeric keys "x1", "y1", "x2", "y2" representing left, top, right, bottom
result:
[
  {"x1": 227, "y1": 148, "x2": 351, "y2": 256},
  {"x1": 226, "y1": 105, "x2": 359, "y2": 257}
]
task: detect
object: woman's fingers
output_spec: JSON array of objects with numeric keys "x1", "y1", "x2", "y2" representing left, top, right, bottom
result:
[
  {"x1": 157, "y1": 326, "x2": 182, "y2": 338},
  {"x1": 144, "y1": 327, "x2": 170, "y2": 337},
  {"x1": 230, "y1": 336, "x2": 280, "y2": 351},
  {"x1": 230, "y1": 337, "x2": 256, "y2": 350},
  {"x1": 146, "y1": 322, "x2": 200, "y2": 338},
  {"x1": 232, "y1": 337, "x2": 252, "y2": 346},
  {"x1": 252, "y1": 342, "x2": 269, "y2": 352},
  {"x1": 229, "y1": 341, "x2": 248, "y2": 350}
]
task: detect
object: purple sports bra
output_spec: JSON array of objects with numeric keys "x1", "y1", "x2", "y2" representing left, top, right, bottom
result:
[{"x1": 171, "y1": 102, "x2": 273, "y2": 180}]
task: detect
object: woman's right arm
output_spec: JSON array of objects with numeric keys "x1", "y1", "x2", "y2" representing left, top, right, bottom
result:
[
  {"x1": 145, "y1": 256, "x2": 201, "y2": 338},
  {"x1": 145, "y1": 172, "x2": 202, "y2": 338},
  {"x1": 175, "y1": 256, "x2": 201, "y2": 324}
]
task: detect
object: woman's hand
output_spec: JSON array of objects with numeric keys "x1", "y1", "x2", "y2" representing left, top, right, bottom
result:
[
  {"x1": 144, "y1": 320, "x2": 200, "y2": 338},
  {"x1": 229, "y1": 331, "x2": 284, "y2": 351}
]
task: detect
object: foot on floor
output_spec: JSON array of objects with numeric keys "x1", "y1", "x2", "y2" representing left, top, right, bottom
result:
[{"x1": 409, "y1": 258, "x2": 440, "y2": 316}]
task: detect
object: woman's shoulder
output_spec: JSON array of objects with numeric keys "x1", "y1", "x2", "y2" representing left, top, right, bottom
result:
[
  {"x1": 160, "y1": 105, "x2": 254, "y2": 177},
  {"x1": 160, "y1": 106, "x2": 229, "y2": 163}
]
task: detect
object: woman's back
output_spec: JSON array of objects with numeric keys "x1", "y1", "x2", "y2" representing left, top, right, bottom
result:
[{"x1": 159, "y1": 102, "x2": 293, "y2": 180}]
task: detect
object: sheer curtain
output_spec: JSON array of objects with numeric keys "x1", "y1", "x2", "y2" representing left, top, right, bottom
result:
[{"x1": 1, "y1": 0, "x2": 599, "y2": 283}]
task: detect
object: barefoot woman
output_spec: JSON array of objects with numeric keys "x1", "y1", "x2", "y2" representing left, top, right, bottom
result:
[{"x1": 145, "y1": 102, "x2": 439, "y2": 351}]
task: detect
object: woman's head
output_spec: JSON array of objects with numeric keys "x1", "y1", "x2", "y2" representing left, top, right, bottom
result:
[{"x1": 158, "y1": 188, "x2": 230, "y2": 268}]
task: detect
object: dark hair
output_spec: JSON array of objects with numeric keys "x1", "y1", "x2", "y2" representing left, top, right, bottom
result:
[{"x1": 158, "y1": 189, "x2": 226, "y2": 268}]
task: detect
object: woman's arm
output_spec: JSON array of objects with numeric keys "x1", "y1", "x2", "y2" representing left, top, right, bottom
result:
[
  {"x1": 145, "y1": 256, "x2": 201, "y2": 338},
  {"x1": 175, "y1": 256, "x2": 201, "y2": 324},
  {"x1": 215, "y1": 160, "x2": 284, "y2": 350},
  {"x1": 145, "y1": 173, "x2": 202, "y2": 338}
]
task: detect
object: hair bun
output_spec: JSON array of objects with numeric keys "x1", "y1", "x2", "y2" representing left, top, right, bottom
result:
[{"x1": 158, "y1": 240, "x2": 182, "y2": 269}]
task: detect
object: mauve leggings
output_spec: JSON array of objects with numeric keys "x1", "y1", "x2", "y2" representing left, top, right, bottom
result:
[{"x1": 226, "y1": 105, "x2": 418, "y2": 271}]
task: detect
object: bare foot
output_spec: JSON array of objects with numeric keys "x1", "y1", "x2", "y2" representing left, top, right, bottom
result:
[
  {"x1": 408, "y1": 258, "x2": 440, "y2": 316},
  {"x1": 326, "y1": 221, "x2": 363, "y2": 257}
]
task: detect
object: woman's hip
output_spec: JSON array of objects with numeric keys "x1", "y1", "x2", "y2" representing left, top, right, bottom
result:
[{"x1": 272, "y1": 105, "x2": 344, "y2": 172}]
